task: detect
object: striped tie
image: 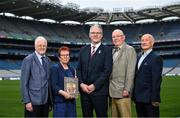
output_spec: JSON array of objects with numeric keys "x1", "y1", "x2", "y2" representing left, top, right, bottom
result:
[{"x1": 91, "y1": 46, "x2": 96, "y2": 58}]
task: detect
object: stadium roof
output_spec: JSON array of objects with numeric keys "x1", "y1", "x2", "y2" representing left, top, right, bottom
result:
[{"x1": 0, "y1": 0, "x2": 180, "y2": 24}]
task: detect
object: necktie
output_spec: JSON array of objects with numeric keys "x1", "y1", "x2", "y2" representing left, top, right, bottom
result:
[
  {"x1": 91, "y1": 46, "x2": 96, "y2": 57},
  {"x1": 41, "y1": 56, "x2": 46, "y2": 70},
  {"x1": 113, "y1": 47, "x2": 120, "y2": 61},
  {"x1": 113, "y1": 47, "x2": 120, "y2": 55}
]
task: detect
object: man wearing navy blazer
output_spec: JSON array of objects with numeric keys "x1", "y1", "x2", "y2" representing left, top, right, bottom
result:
[
  {"x1": 77, "y1": 24, "x2": 113, "y2": 117},
  {"x1": 20, "y1": 36, "x2": 52, "y2": 117},
  {"x1": 133, "y1": 34, "x2": 163, "y2": 117}
]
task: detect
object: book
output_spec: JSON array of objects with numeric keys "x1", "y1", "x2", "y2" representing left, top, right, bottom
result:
[{"x1": 64, "y1": 77, "x2": 79, "y2": 98}]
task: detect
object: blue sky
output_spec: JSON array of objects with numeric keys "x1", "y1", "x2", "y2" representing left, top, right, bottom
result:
[{"x1": 61, "y1": 0, "x2": 180, "y2": 11}]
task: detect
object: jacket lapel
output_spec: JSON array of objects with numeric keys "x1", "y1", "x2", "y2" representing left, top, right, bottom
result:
[
  {"x1": 58, "y1": 62, "x2": 66, "y2": 78},
  {"x1": 135, "y1": 55, "x2": 141, "y2": 74},
  {"x1": 138, "y1": 51, "x2": 153, "y2": 72},
  {"x1": 88, "y1": 44, "x2": 103, "y2": 75},
  {"x1": 90, "y1": 44, "x2": 103, "y2": 62},
  {"x1": 33, "y1": 52, "x2": 43, "y2": 69},
  {"x1": 113, "y1": 43, "x2": 126, "y2": 64},
  {"x1": 33, "y1": 52, "x2": 47, "y2": 72}
]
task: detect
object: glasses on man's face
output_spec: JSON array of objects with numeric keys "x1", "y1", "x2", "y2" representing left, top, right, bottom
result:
[
  {"x1": 37, "y1": 45, "x2": 47, "y2": 48},
  {"x1": 90, "y1": 32, "x2": 102, "y2": 35},
  {"x1": 112, "y1": 35, "x2": 124, "y2": 39}
]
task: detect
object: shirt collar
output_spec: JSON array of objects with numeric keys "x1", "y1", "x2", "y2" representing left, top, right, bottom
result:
[
  {"x1": 35, "y1": 51, "x2": 45, "y2": 59},
  {"x1": 143, "y1": 49, "x2": 152, "y2": 56},
  {"x1": 114, "y1": 42, "x2": 125, "y2": 51},
  {"x1": 91, "y1": 42, "x2": 101, "y2": 49}
]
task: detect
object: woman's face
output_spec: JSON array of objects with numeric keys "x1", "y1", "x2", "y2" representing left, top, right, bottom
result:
[{"x1": 59, "y1": 50, "x2": 70, "y2": 65}]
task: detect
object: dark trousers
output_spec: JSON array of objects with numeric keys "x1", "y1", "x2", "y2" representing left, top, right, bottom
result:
[
  {"x1": 80, "y1": 94, "x2": 108, "y2": 117},
  {"x1": 135, "y1": 102, "x2": 159, "y2": 117},
  {"x1": 24, "y1": 103, "x2": 49, "y2": 117}
]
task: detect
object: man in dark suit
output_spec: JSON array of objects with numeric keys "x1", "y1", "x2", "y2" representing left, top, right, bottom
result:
[
  {"x1": 77, "y1": 24, "x2": 113, "y2": 117},
  {"x1": 20, "y1": 36, "x2": 52, "y2": 117},
  {"x1": 133, "y1": 34, "x2": 163, "y2": 117}
]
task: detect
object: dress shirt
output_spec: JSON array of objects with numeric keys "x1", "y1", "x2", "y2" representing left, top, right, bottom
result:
[
  {"x1": 35, "y1": 51, "x2": 45, "y2": 65},
  {"x1": 91, "y1": 42, "x2": 101, "y2": 54},
  {"x1": 113, "y1": 43, "x2": 124, "y2": 61},
  {"x1": 138, "y1": 49, "x2": 152, "y2": 69}
]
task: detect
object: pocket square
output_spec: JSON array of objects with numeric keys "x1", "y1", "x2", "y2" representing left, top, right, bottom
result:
[{"x1": 144, "y1": 62, "x2": 148, "y2": 65}]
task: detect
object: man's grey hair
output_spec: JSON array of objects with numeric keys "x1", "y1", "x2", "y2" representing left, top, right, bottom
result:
[
  {"x1": 34, "y1": 36, "x2": 47, "y2": 46},
  {"x1": 142, "y1": 34, "x2": 155, "y2": 42},
  {"x1": 89, "y1": 24, "x2": 103, "y2": 34},
  {"x1": 112, "y1": 29, "x2": 124, "y2": 36}
]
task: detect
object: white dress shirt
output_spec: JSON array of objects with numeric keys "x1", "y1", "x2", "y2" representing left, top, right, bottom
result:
[
  {"x1": 35, "y1": 51, "x2": 45, "y2": 65},
  {"x1": 138, "y1": 49, "x2": 152, "y2": 69},
  {"x1": 91, "y1": 42, "x2": 101, "y2": 54},
  {"x1": 113, "y1": 43, "x2": 124, "y2": 61}
]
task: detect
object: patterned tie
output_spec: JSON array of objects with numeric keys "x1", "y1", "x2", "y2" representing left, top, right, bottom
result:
[
  {"x1": 113, "y1": 47, "x2": 120, "y2": 55},
  {"x1": 91, "y1": 46, "x2": 96, "y2": 58},
  {"x1": 113, "y1": 47, "x2": 120, "y2": 62}
]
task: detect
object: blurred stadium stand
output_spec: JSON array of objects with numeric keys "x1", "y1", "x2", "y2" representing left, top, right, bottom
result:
[{"x1": 0, "y1": 0, "x2": 180, "y2": 79}]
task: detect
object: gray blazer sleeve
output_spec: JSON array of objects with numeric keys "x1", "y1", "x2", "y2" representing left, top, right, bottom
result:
[{"x1": 20, "y1": 57, "x2": 32, "y2": 104}]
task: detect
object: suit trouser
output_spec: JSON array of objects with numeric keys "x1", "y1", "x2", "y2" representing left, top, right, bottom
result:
[
  {"x1": 135, "y1": 102, "x2": 159, "y2": 117},
  {"x1": 81, "y1": 94, "x2": 108, "y2": 117},
  {"x1": 24, "y1": 103, "x2": 49, "y2": 117},
  {"x1": 111, "y1": 97, "x2": 131, "y2": 117}
]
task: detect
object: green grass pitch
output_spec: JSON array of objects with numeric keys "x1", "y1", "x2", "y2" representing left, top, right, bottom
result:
[{"x1": 0, "y1": 76, "x2": 180, "y2": 117}]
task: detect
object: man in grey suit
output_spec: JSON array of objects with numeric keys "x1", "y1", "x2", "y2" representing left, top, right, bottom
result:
[
  {"x1": 20, "y1": 36, "x2": 51, "y2": 117},
  {"x1": 109, "y1": 29, "x2": 137, "y2": 117}
]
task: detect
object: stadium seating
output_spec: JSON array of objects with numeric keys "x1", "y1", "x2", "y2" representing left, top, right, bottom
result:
[
  {"x1": 0, "y1": 59, "x2": 21, "y2": 78},
  {"x1": 1, "y1": 16, "x2": 180, "y2": 44},
  {"x1": 1, "y1": 16, "x2": 180, "y2": 78}
]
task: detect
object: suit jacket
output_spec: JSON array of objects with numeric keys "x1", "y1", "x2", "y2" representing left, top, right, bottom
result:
[
  {"x1": 133, "y1": 51, "x2": 163, "y2": 103},
  {"x1": 109, "y1": 42, "x2": 137, "y2": 98},
  {"x1": 51, "y1": 62, "x2": 75, "y2": 103},
  {"x1": 20, "y1": 52, "x2": 51, "y2": 105},
  {"x1": 77, "y1": 43, "x2": 113, "y2": 96}
]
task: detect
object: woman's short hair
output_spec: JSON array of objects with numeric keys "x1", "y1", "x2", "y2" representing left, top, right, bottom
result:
[{"x1": 58, "y1": 46, "x2": 70, "y2": 56}]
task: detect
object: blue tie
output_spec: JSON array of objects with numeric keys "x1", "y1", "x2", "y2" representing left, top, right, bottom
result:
[{"x1": 41, "y1": 56, "x2": 46, "y2": 71}]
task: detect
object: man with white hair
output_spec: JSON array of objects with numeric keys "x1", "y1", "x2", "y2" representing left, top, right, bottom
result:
[
  {"x1": 109, "y1": 29, "x2": 137, "y2": 117},
  {"x1": 133, "y1": 34, "x2": 163, "y2": 117},
  {"x1": 20, "y1": 36, "x2": 52, "y2": 117}
]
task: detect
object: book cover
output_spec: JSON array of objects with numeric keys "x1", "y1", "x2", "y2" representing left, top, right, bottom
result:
[{"x1": 64, "y1": 77, "x2": 79, "y2": 98}]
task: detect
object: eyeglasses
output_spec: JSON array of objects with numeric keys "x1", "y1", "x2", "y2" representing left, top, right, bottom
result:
[
  {"x1": 37, "y1": 45, "x2": 47, "y2": 48},
  {"x1": 112, "y1": 35, "x2": 124, "y2": 39},
  {"x1": 60, "y1": 54, "x2": 70, "y2": 57},
  {"x1": 90, "y1": 32, "x2": 102, "y2": 35}
]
